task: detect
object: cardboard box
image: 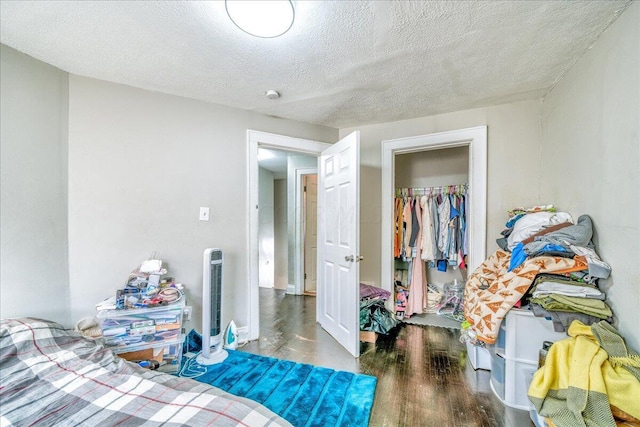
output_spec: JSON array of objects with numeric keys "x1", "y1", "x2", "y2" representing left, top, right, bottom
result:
[
  {"x1": 359, "y1": 330, "x2": 378, "y2": 343},
  {"x1": 118, "y1": 347, "x2": 164, "y2": 363}
]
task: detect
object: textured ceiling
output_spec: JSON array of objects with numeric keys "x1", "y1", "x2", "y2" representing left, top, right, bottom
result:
[{"x1": 0, "y1": 1, "x2": 632, "y2": 129}]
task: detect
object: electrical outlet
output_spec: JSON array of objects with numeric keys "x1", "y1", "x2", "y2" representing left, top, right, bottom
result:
[
  {"x1": 199, "y1": 207, "x2": 210, "y2": 221},
  {"x1": 183, "y1": 305, "x2": 192, "y2": 321}
]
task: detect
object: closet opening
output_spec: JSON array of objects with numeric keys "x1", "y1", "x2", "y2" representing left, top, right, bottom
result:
[
  {"x1": 394, "y1": 147, "x2": 469, "y2": 328},
  {"x1": 380, "y1": 126, "x2": 487, "y2": 327}
]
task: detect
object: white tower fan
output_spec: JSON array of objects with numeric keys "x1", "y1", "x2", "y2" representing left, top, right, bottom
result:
[{"x1": 196, "y1": 248, "x2": 228, "y2": 365}]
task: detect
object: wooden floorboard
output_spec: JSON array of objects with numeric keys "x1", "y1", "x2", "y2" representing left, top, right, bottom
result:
[{"x1": 241, "y1": 288, "x2": 533, "y2": 427}]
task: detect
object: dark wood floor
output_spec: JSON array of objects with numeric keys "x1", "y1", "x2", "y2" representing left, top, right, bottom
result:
[{"x1": 242, "y1": 288, "x2": 533, "y2": 427}]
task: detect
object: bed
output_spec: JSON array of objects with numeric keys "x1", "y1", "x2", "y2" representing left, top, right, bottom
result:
[{"x1": 0, "y1": 318, "x2": 291, "y2": 426}]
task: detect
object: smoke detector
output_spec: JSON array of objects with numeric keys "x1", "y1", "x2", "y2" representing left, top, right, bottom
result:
[{"x1": 265, "y1": 90, "x2": 280, "y2": 99}]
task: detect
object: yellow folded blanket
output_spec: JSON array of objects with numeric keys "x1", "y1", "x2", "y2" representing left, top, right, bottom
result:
[{"x1": 528, "y1": 321, "x2": 640, "y2": 427}]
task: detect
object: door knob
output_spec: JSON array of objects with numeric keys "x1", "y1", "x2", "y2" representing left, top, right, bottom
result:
[
  {"x1": 345, "y1": 255, "x2": 354, "y2": 262},
  {"x1": 356, "y1": 255, "x2": 364, "y2": 262}
]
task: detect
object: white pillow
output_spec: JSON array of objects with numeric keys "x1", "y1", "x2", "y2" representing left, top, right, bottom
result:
[{"x1": 507, "y1": 212, "x2": 573, "y2": 250}]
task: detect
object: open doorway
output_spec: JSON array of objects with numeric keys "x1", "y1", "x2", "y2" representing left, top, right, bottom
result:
[
  {"x1": 247, "y1": 130, "x2": 331, "y2": 341},
  {"x1": 257, "y1": 148, "x2": 318, "y2": 295},
  {"x1": 249, "y1": 130, "x2": 362, "y2": 356},
  {"x1": 302, "y1": 174, "x2": 317, "y2": 296},
  {"x1": 256, "y1": 149, "x2": 287, "y2": 290}
]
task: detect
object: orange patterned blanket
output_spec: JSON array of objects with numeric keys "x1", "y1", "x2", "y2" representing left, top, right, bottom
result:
[{"x1": 464, "y1": 250, "x2": 588, "y2": 344}]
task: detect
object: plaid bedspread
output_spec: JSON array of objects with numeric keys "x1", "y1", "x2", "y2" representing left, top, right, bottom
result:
[{"x1": 0, "y1": 318, "x2": 291, "y2": 427}]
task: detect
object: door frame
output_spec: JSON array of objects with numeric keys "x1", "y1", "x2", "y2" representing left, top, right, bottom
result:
[
  {"x1": 380, "y1": 126, "x2": 487, "y2": 297},
  {"x1": 247, "y1": 130, "x2": 330, "y2": 341},
  {"x1": 294, "y1": 167, "x2": 317, "y2": 296},
  {"x1": 301, "y1": 173, "x2": 318, "y2": 295}
]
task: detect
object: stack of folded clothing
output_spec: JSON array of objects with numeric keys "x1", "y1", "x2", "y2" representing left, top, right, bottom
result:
[
  {"x1": 498, "y1": 205, "x2": 613, "y2": 332},
  {"x1": 526, "y1": 273, "x2": 613, "y2": 332}
]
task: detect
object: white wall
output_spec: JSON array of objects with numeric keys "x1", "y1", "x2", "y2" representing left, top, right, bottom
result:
[
  {"x1": 341, "y1": 100, "x2": 543, "y2": 286},
  {"x1": 539, "y1": 3, "x2": 639, "y2": 350},
  {"x1": 67, "y1": 76, "x2": 337, "y2": 330},
  {"x1": 258, "y1": 167, "x2": 275, "y2": 288},
  {"x1": 274, "y1": 179, "x2": 288, "y2": 290},
  {"x1": 395, "y1": 146, "x2": 469, "y2": 189},
  {"x1": 0, "y1": 45, "x2": 71, "y2": 325}
]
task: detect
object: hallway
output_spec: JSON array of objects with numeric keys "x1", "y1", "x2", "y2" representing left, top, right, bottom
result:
[{"x1": 242, "y1": 288, "x2": 533, "y2": 426}]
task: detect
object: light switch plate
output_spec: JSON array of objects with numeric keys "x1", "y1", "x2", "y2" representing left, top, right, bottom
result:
[{"x1": 199, "y1": 207, "x2": 210, "y2": 221}]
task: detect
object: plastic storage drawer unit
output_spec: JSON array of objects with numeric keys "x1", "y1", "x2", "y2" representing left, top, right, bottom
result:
[
  {"x1": 490, "y1": 352, "x2": 506, "y2": 401},
  {"x1": 489, "y1": 308, "x2": 566, "y2": 410},
  {"x1": 97, "y1": 298, "x2": 185, "y2": 373}
]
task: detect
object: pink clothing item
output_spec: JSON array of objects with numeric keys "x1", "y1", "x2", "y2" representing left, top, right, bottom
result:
[{"x1": 406, "y1": 200, "x2": 427, "y2": 317}]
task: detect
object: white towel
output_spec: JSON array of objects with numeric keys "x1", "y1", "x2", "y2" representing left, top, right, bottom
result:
[{"x1": 532, "y1": 281, "x2": 603, "y2": 299}]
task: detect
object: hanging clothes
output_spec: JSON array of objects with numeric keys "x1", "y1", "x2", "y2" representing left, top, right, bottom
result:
[
  {"x1": 420, "y1": 195, "x2": 436, "y2": 262},
  {"x1": 394, "y1": 197, "x2": 403, "y2": 258},
  {"x1": 409, "y1": 198, "x2": 420, "y2": 249},
  {"x1": 430, "y1": 194, "x2": 442, "y2": 261},
  {"x1": 394, "y1": 184, "x2": 468, "y2": 273},
  {"x1": 437, "y1": 194, "x2": 451, "y2": 254},
  {"x1": 457, "y1": 194, "x2": 467, "y2": 269},
  {"x1": 447, "y1": 194, "x2": 459, "y2": 265},
  {"x1": 406, "y1": 199, "x2": 427, "y2": 317},
  {"x1": 403, "y1": 198, "x2": 413, "y2": 259}
]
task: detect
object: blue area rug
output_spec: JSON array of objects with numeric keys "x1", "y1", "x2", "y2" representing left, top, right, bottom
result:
[{"x1": 178, "y1": 350, "x2": 377, "y2": 427}]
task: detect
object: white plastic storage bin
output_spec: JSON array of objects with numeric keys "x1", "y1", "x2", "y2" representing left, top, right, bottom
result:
[
  {"x1": 490, "y1": 352, "x2": 505, "y2": 401},
  {"x1": 504, "y1": 309, "x2": 565, "y2": 362},
  {"x1": 504, "y1": 359, "x2": 538, "y2": 410},
  {"x1": 466, "y1": 341, "x2": 492, "y2": 370},
  {"x1": 492, "y1": 322, "x2": 507, "y2": 357},
  {"x1": 489, "y1": 308, "x2": 566, "y2": 410},
  {"x1": 530, "y1": 409, "x2": 550, "y2": 427}
]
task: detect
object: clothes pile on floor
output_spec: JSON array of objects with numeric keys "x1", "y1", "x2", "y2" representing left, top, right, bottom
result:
[
  {"x1": 359, "y1": 283, "x2": 398, "y2": 335},
  {"x1": 464, "y1": 205, "x2": 613, "y2": 344}
]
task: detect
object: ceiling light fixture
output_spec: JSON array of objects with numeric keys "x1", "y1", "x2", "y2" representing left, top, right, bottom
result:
[
  {"x1": 225, "y1": 0, "x2": 295, "y2": 38},
  {"x1": 265, "y1": 90, "x2": 280, "y2": 99}
]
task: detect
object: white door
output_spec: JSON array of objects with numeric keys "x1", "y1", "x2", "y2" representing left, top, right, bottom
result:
[
  {"x1": 317, "y1": 131, "x2": 360, "y2": 357},
  {"x1": 304, "y1": 175, "x2": 318, "y2": 294}
]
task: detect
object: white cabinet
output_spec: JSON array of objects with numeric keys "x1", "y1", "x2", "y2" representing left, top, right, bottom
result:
[{"x1": 489, "y1": 308, "x2": 566, "y2": 410}]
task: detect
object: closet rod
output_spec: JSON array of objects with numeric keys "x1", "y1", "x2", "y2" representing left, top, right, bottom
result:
[{"x1": 396, "y1": 183, "x2": 468, "y2": 197}]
